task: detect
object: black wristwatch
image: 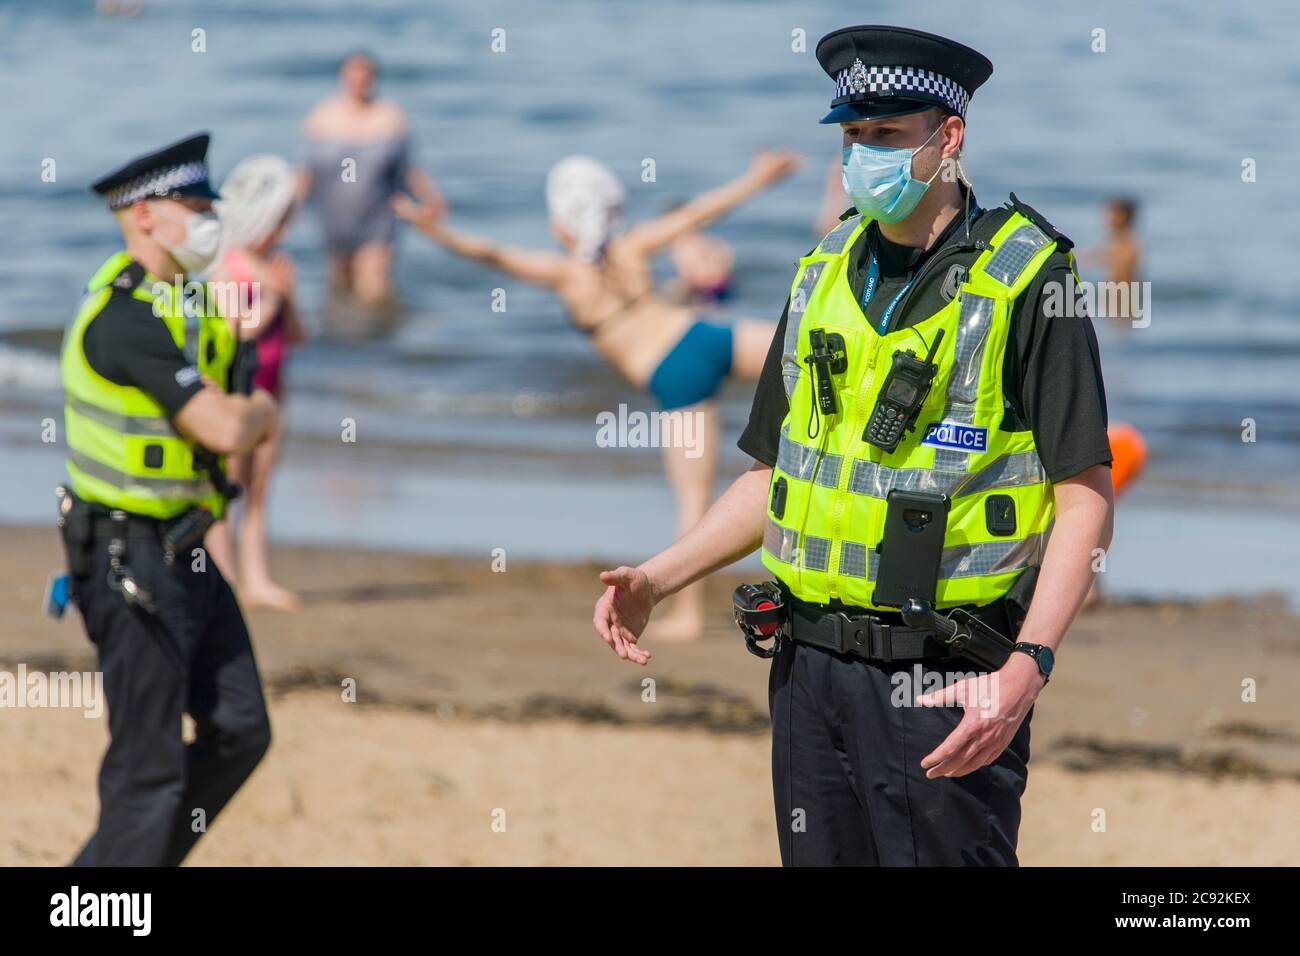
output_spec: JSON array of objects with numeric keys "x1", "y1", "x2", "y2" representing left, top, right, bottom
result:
[{"x1": 1011, "y1": 642, "x2": 1054, "y2": 684}]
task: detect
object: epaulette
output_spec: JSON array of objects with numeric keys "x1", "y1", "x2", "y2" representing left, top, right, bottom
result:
[
  {"x1": 107, "y1": 261, "x2": 148, "y2": 295},
  {"x1": 1007, "y1": 192, "x2": 1073, "y2": 252}
]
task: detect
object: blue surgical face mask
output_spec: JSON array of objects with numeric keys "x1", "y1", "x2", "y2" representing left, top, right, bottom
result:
[{"x1": 841, "y1": 124, "x2": 944, "y2": 224}]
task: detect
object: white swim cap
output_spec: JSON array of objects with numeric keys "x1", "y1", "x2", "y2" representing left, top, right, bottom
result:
[
  {"x1": 215, "y1": 154, "x2": 297, "y2": 254},
  {"x1": 545, "y1": 155, "x2": 625, "y2": 261}
]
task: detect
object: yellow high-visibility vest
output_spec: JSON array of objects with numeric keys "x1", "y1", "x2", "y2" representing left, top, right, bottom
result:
[
  {"x1": 61, "y1": 251, "x2": 235, "y2": 520},
  {"x1": 762, "y1": 206, "x2": 1063, "y2": 609}
]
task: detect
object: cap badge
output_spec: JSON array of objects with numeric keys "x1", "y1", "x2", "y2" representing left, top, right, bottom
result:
[{"x1": 848, "y1": 58, "x2": 869, "y2": 94}]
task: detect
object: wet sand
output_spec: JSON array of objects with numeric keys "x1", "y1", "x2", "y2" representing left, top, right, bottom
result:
[{"x1": 1, "y1": 525, "x2": 1297, "y2": 866}]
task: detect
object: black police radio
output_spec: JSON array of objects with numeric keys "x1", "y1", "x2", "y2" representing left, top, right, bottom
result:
[{"x1": 863, "y1": 329, "x2": 944, "y2": 453}]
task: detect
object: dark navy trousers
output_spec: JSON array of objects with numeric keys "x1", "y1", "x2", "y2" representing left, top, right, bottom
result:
[
  {"x1": 769, "y1": 638, "x2": 1032, "y2": 866},
  {"x1": 70, "y1": 535, "x2": 271, "y2": 866}
]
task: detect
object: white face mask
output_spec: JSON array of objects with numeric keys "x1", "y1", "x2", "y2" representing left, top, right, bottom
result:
[{"x1": 155, "y1": 207, "x2": 223, "y2": 274}]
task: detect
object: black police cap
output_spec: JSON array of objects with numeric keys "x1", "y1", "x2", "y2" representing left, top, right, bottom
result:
[
  {"x1": 91, "y1": 132, "x2": 220, "y2": 210},
  {"x1": 815, "y1": 25, "x2": 993, "y2": 124}
]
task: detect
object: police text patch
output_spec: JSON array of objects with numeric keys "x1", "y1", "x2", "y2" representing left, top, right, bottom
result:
[{"x1": 921, "y1": 421, "x2": 988, "y2": 453}]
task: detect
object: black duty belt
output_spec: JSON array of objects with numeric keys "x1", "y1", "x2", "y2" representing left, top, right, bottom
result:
[
  {"x1": 91, "y1": 513, "x2": 166, "y2": 541},
  {"x1": 787, "y1": 597, "x2": 958, "y2": 663}
]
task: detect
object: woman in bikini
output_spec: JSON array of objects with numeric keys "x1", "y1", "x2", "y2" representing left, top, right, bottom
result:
[
  {"x1": 394, "y1": 149, "x2": 800, "y2": 639},
  {"x1": 206, "y1": 154, "x2": 305, "y2": 610}
]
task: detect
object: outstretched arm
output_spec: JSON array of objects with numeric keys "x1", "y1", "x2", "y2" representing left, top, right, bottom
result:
[
  {"x1": 623, "y1": 149, "x2": 802, "y2": 256},
  {"x1": 593, "y1": 460, "x2": 772, "y2": 664},
  {"x1": 393, "y1": 195, "x2": 568, "y2": 288}
]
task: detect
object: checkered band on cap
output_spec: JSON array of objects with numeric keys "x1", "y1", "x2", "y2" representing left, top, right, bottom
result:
[
  {"x1": 102, "y1": 161, "x2": 209, "y2": 209},
  {"x1": 834, "y1": 60, "x2": 971, "y2": 116}
]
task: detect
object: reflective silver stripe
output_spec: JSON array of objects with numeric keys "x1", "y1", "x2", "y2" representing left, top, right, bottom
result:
[
  {"x1": 775, "y1": 428, "x2": 1044, "y2": 500},
  {"x1": 776, "y1": 426, "x2": 841, "y2": 488},
  {"x1": 762, "y1": 519, "x2": 830, "y2": 573},
  {"x1": 946, "y1": 293, "x2": 994, "y2": 405},
  {"x1": 838, "y1": 540, "x2": 879, "y2": 579},
  {"x1": 802, "y1": 534, "x2": 830, "y2": 573},
  {"x1": 849, "y1": 458, "x2": 958, "y2": 498},
  {"x1": 940, "y1": 529, "x2": 1049, "y2": 579},
  {"x1": 68, "y1": 449, "x2": 214, "y2": 499},
  {"x1": 983, "y1": 222, "x2": 1051, "y2": 287},
  {"x1": 763, "y1": 518, "x2": 800, "y2": 565},
  {"x1": 66, "y1": 397, "x2": 177, "y2": 437},
  {"x1": 952, "y1": 450, "x2": 1047, "y2": 497},
  {"x1": 782, "y1": 261, "x2": 827, "y2": 398},
  {"x1": 932, "y1": 292, "x2": 995, "y2": 472},
  {"x1": 837, "y1": 529, "x2": 1048, "y2": 580},
  {"x1": 816, "y1": 215, "x2": 862, "y2": 254},
  {"x1": 931, "y1": 406, "x2": 977, "y2": 473}
]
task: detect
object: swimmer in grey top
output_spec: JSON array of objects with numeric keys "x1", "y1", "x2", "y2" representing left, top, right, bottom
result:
[
  {"x1": 301, "y1": 134, "x2": 410, "y2": 253},
  {"x1": 298, "y1": 50, "x2": 444, "y2": 310}
]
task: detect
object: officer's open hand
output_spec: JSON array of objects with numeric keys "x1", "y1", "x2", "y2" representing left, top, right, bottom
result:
[
  {"x1": 593, "y1": 566, "x2": 656, "y2": 665},
  {"x1": 914, "y1": 653, "x2": 1044, "y2": 779}
]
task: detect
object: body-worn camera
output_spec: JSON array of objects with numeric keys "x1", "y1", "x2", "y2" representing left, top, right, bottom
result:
[
  {"x1": 863, "y1": 329, "x2": 944, "y2": 452},
  {"x1": 804, "y1": 328, "x2": 847, "y2": 417}
]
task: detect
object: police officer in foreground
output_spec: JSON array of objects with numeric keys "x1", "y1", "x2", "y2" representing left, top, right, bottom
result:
[
  {"x1": 60, "y1": 133, "x2": 278, "y2": 865},
  {"x1": 594, "y1": 27, "x2": 1115, "y2": 865}
]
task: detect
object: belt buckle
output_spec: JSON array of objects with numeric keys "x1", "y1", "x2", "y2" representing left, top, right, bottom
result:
[
  {"x1": 872, "y1": 620, "x2": 893, "y2": 662},
  {"x1": 834, "y1": 613, "x2": 891, "y2": 661}
]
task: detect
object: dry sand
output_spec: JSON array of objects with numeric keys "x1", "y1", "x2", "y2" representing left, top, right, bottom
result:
[{"x1": 1, "y1": 525, "x2": 1297, "y2": 866}]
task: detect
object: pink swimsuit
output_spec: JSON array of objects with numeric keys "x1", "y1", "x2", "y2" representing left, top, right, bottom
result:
[{"x1": 223, "y1": 248, "x2": 289, "y2": 397}]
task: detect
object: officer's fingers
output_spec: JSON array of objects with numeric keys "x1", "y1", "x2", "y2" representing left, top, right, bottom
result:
[
  {"x1": 608, "y1": 624, "x2": 630, "y2": 660},
  {"x1": 945, "y1": 738, "x2": 996, "y2": 778},
  {"x1": 599, "y1": 567, "x2": 637, "y2": 591},
  {"x1": 926, "y1": 743, "x2": 980, "y2": 779},
  {"x1": 919, "y1": 719, "x2": 975, "y2": 773},
  {"x1": 915, "y1": 679, "x2": 963, "y2": 708},
  {"x1": 928, "y1": 719, "x2": 994, "y2": 777},
  {"x1": 621, "y1": 628, "x2": 651, "y2": 665},
  {"x1": 592, "y1": 600, "x2": 616, "y2": 649}
]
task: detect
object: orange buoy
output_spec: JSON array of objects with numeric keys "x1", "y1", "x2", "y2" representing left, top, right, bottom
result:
[{"x1": 1108, "y1": 422, "x2": 1147, "y2": 496}]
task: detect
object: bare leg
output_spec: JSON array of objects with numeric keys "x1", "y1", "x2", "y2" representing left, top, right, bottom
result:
[
  {"x1": 203, "y1": 452, "x2": 251, "y2": 590},
  {"x1": 237, "y1": 417, "x2": 300, "y2": 611},
  {"x1": 654, "y1": 401, "x2": 720, "y2": 642},
  {"x1": 351, "y1": 241, "x2": 394, "y2": 309},
  {"x1": 730, "y1": 319, "x2": 779, "y2": 381},
  {"x1": 205, "y1": 517, "x2": 237, "y2": 586},
  {"x1": 327, "y1": 252, "x2": 353, "y2": 295}
]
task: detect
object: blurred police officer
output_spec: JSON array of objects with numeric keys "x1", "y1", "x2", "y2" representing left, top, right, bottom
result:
[
  {"x1": 594, "y1": 27, "x2": 1115, "y2": 865},
  {"x1": 61, "y1": 133, "x2": 278, "y2": 866}
]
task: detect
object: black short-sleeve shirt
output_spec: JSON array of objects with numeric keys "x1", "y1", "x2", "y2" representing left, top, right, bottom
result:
[
  {"x1": 81, "y1": 290, "x2": 204, "y2": 418},
  {"x1": 738, "y1": 197, "x2": 1112, "y2": 483}
]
